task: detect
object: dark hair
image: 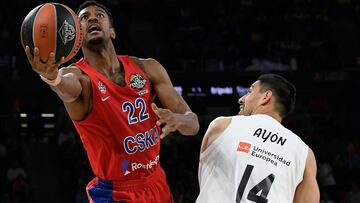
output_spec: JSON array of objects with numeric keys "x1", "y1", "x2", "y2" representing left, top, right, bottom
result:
[
  {"x1": 257, "y1": 73, "x2": 296, "y2": 118},
  {"x1": 77, "y1": 1, "x2": 113, "y2": 26}
]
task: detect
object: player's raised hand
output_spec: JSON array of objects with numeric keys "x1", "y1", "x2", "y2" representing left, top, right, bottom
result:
[
  {"x1": 25, "y1": 46, "x2": 64, "y2": 80},
  {"x1": 151, "y1": 103, "x2": 178, "y2": 139}
]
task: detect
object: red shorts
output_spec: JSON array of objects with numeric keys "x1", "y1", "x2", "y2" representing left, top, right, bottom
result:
[{"x1": 86, "y1": 167, "x2": 174, "y2": 203}]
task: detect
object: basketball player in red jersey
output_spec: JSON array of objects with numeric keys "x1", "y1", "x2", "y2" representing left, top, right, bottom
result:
[{"x1": 24, "y1": 1, "x2": 199, "y2": 202}]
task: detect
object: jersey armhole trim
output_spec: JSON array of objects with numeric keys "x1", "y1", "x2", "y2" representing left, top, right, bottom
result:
[{"x1": 296, "y1": 144, "x2": 309, "y2": 184}]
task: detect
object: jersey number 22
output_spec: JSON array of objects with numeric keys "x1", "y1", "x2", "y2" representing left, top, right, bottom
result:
[{"x1": 122, "y1": 98, "x2": 150, "y2": 125}]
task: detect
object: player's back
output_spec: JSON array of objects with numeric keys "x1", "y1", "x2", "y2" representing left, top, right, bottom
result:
[{"x1": 196, "y1": 114, "x2": 308, "y2": 203}]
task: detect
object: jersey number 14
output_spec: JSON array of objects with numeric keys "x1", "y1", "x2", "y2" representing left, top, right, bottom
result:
[{"x1": 236, "y1": 165, "x2": 275, "y2": 203}]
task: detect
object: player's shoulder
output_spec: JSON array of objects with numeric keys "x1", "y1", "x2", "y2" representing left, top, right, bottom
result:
[
  {"x1": 212, "y1": 116, "x2": 232, "y2": 124},
  {"x1": 132, "y1": 57, "x2": 167, "y2": 74},
  {"x1": 129, "y1": 56, "x2": 168, "y2": 84},
  {"x1": 201, "y1": 116, "x2": 233, "y2": 152},
  {"x1": 130, "y1": 56, "x2": 159, "y2": 66},
  {"x1": 212, "y1": 115, "x2": 253, "y2": 129},
  {"x1": 129, "y1": 56, "x2": 157, "y2": 61},
  {"x1": 129, "y1": 56, "x2": 163, "y2": 74},
  {"x1": 209, "y1": 116, "x2": 233, "y2": 133}
]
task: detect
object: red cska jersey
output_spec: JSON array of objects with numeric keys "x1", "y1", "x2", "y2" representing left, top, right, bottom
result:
[{"x1": 73, "y1": 56, "x2": 161, "y2": 181}]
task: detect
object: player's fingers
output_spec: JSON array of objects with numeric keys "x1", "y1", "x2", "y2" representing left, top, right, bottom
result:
[
  {"x1": 151, "y1": 103, "x2": 165, "y2": 116},
  {"x1": 160, "y1": 129, "x2": 169, "y2": 139},
  {"x1": 151, "y1": 103, "x2": 169, "y2": 119},
  {"x1": 24, "y1": 46, "x2": 34, "y2": 66},
  {"x1": 160, "y1": 124, "x2": 176, "y2": 139},
  {"x1": 160, "y1": 133, "x2": 166, "y2": 139},
  {"x1": 166, "y1": 116, "x2": 176, "y2": 125},
  {"x1": 166, "y1": 123, "x2": 177, "y2": 132},
  {"x1": 47, "y1": 52, "x2": 56, "y2": 64},
  {"x1": 33, "y1": 47, "x2": 40, "y2": 65},
  {"x1": 151, "y1": 103, "x2": 173, "y2": 121},
  {"x1": 159, "y1": 124, "x2": 169, "y2": 139},
  {"x1": 160, "y1": 130, "x2": 172, "y2": 139},
  {"x1": 151, "y1": 103, "x2": 159, "y2": 117},
  {"x1": 55, "y1": 56, "x2": 65, "y2": 67},
  {"x1": 158, "y1": 109, "x2": 172, "y2": 120},
  {"x1": 156, "y1": 119, "x2": 166, "y2": 126}
]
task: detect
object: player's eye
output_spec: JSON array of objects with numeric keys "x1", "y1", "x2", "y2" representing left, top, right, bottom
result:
[
  {"x1": 80, "y1": 15, "x2": 88, "y2": 21},
  {"x1": 97, "y1": 13, "x2": 105, "y2": 18}
]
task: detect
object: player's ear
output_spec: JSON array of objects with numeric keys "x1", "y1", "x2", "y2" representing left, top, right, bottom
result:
[
  {"x1": 110, "y1": 28, "x2": 116, "y2": 39},
  {"x1": 261, "y1": 90, "x2": 272, "y2": 105}
]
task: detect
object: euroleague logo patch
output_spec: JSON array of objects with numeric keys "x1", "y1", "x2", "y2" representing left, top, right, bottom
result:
[
  {"x1": 129, "y1": 74, "x2": 147, "y2": 90},
  {"x1": 59, "y1": 20, "x2": 76, "y2": 45}
]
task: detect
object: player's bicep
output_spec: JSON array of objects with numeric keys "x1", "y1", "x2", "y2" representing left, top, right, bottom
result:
[
  {"x1": 155, "y1": 82, "x2": 190, "y2": 113},
  {"x1": 143, "y1": 58, "x2": 190, "y2": 113}
]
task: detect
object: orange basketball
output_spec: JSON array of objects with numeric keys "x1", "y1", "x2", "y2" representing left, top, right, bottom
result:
[{"x1": 20, "y1": 3, "x2": 82, "y2": 63}]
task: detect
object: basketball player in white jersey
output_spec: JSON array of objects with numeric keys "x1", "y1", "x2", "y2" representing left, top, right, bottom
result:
[{"x1": 196, "y1": 74, "x2": 320, "y2": 203}]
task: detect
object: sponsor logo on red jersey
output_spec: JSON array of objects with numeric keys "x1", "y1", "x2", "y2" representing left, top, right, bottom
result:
[
  {"x1": 122, "y1": 159, "x2": 131, "y2": 176},
  {"x1": 121, "y1": 156, "x2": 160, "y2": 176}
]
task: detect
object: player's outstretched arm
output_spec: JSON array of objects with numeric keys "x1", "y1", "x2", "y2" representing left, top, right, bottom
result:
[
  {"x1": 25, "y1": 46, "x2": 92, "y2": 121},
  {"x1": 293, "y1": 148, "x2": 320, "y2": 203},
  {"x1": 139, "y1": 58, "x2": 199, "y2": 138},
  {"x1": 25, "y1": 46, "x2": 83, "y2": 103}
]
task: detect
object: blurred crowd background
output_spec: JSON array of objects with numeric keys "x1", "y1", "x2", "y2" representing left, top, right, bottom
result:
[{"x1": 1, "y1": 0, "x2": 360, "y2": 202}]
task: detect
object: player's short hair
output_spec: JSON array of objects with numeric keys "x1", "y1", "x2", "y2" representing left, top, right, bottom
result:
[
  {"x1": 257, "y1": 74, "x2": 296, "y2": 118},
  {"x1": 77, "y1": 1, "x2": 114, "y2": 27}
]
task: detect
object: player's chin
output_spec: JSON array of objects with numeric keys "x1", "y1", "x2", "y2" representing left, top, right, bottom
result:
[
  {"x1": 238, "y1": 108, "x2": 248, "y2": 115},
  {"x1": 87, "y1": 35, "x2": 105, "y2": 45}
]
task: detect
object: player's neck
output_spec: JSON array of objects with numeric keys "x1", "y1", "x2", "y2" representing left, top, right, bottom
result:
[
  {"x1": 265, "y1": 112, "x2": 282, "y2": 123},
  {"x1": 253, "y1": 108, "x2": 282, "y2": 123},
  {"x1": 82, "y1": 42, "x2": 119, "y2": 73}
]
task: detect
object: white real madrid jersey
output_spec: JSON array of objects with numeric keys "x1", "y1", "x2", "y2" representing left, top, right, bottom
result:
[{"x1": 196, "y1": 115, "x2": 308, "y2": 203}]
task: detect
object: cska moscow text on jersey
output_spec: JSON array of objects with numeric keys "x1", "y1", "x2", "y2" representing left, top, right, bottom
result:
[{"x1": 123, "y1": 125, "x2": 159, "y2": 154}]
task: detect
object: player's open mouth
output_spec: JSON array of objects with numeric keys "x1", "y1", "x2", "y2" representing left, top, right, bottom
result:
[{"x1": 88, "y1": 25, "x2": 101, "y2": 33}]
